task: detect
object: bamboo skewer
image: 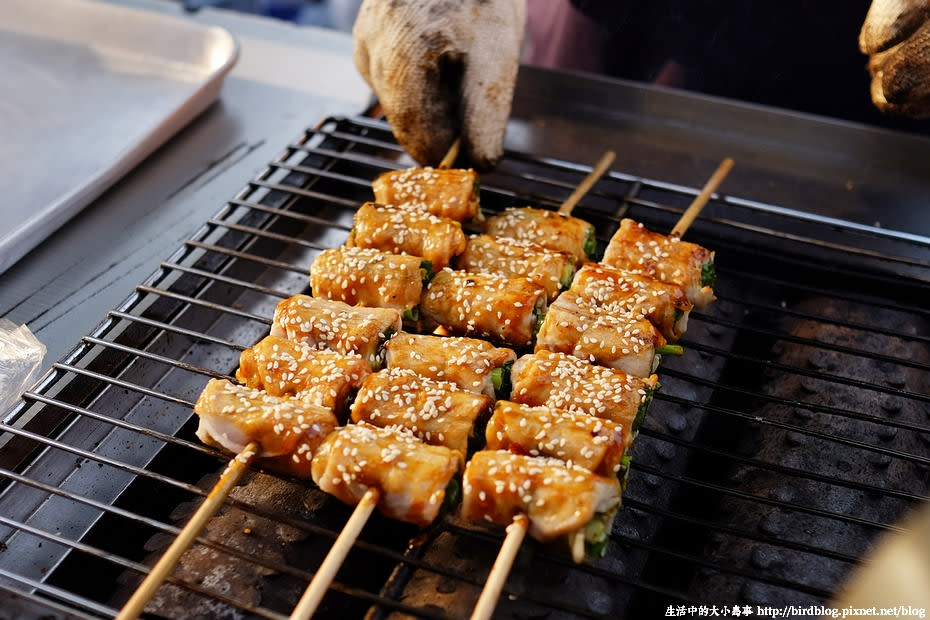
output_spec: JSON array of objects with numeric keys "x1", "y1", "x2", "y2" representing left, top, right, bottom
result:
[
  {"x1": 116, "y1": 441, "x2": 260, "y2": 620},
  {"x1": 439, "y1": 137, "x2": 461, "y2": 169},
  {"x1": 470, "y1": 515, "x2": 529, "y2": 620},
  {"x1": 469, "y1": 156, "x2": 734, "y2": 619},
  {"x1": 671, "y1": 157, "x2": 734, "y2": 237},
  {"x1": 289, "y1": 487, "x2": 381, "y2": 619},
  {"x1": 558, "y1": 150, "x2": 616, "y2": 215}
]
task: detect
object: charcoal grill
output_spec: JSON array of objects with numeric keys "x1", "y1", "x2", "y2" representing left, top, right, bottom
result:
[{"x1": 1, "y1": 113, "x2": 928, "y2": 619}]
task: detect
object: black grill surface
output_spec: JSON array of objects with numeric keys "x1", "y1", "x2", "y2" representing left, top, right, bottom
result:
[{"x1": 1, "y1": 116, "x2": 928, "y2": 619}]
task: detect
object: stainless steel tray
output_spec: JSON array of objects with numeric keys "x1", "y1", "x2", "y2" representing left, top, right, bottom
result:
[{"x1": 0, "y1": 0, "x2": 239, "y2": 275}]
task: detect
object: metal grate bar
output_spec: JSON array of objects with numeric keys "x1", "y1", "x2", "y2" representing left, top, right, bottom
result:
[
  {"x1": 677, "y1": 340, "x2": 930, "y2": 404},
  {"x1": 620, "y1": 497, "x2": 859, "y2": 564},
  {"x1": 0, "y1": 567, "x2": 118, "y2": 618},
  {"x1": 182, "y1": 238, "x2": 316, "y2": 276},
  {"x1": 638, "y1": 426, "x2": 928, "y2": 502},
  {"x1": 133, "y1": 283, "x2": 277, "y2": 327},
  {"x1": 631, "y1": 461, "x2": 899, "y2": 532},
  {"x1": 719, "y1": 264, "x2": 930, "y2": 313},
  {"x1": 105, "y1": 310, "x2": 256, "y2": 349},
  {"x1": 158, "y1": 260, "x2": 296, "y2": 299},
  {"x1": 20, "y1": 391, "x2": 213, "y2": 453},
  {"x1": 659, "y1": 369, "x2": 930, "y2": 440},
  {"x1": 711, "y1": 295, "x2": 930, "y2": 346},
  {"x1": 205, "y1": 217, "x2": 339, "y2": 252}
]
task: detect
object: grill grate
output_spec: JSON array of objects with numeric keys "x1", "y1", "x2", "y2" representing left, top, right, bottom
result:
[{"x1": 1, "y1": 115, "x2": 928, "y2": 618}]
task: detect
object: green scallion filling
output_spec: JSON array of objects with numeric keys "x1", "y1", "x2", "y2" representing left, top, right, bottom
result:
[
  {"x1": 583, "y1": 508, "x2": 617, "y2": 558},
  {"x1": 618, "y1": 454, "x2": 632, "y2": 491},
  {"x1": 559, "y1": 264, "x2": 576, "y2": 291},
  {"x1": 632, "y1": 381, "x2": 659, "y2": 433},
  {"x1": 534, "y1": 308, "x2": 546, "y2": 337},
  {"x1": 402, "y1": 307, "x2": 419, "y2": 322},
  {"x1": 373, "y1": 326, "x2": 396, "y2": 370},
  {"x1": 420, "y1": 260, "x2": 435, "y2": 286},
  {"x1": 583, "y1": 226, "x2": 597, "y2": 259},
  {"x1": 440, "y1": 478, "x2": 462, "y2": 517},
  {"x1": 701, "y1": 259, "x2": 717, "y2": 288},
  {"x1": 491, "y1": 360, "x2": 514, "y2": 399},
  {"x1": 655, "y1": 344, "x2": 684, "y2": 356}
]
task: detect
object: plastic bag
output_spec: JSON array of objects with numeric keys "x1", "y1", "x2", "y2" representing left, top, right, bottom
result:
[{"x1": 0, "y1": 318, "x2": 47, "y2": 414}]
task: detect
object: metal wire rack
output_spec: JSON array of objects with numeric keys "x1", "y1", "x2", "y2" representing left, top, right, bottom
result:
[{"x1": 1, "y1": 115, "x2": 928, "y2": 619}]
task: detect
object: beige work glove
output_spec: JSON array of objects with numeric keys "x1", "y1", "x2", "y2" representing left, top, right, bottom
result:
[
  {"x1": 860, "y1": 0, "x2": 930, "y2": 117},
  {"x1": 353, "y1": 0, "x2": 527, "y2": 169}
]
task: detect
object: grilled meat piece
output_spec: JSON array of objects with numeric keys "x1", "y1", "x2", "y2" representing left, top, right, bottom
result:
[
  {"x1": 601, "y1": 218, "x2": 715, "y2": 309},
  {"x1": 462, "y1": 450, "x2": 622, "y2": 559},
  {"x1": 535, "y1": 289, "x2": 670, "y2": 377},
  {"x1": 420, "y1": 269, "x2": 548, "y2": 347},
  {"x1": 347, "y1": 201, "x2": 466, "y2": 271},
  {"x1": 571, "y1": 263, "x2": 692, "y2": 342},
  {"x1": 236, "y1": 335, "x2": 370, "y2": 420},
  {"x1": 457, "y1": 233, "x2": 576, "y2": 302},
  {"x1": 383, "y1": 332, "x2": 516, "y2": 398},
  {"x1": 349, "y1": 367, "x2": 493, "y2": 460},
  {"x1": 509, "y1": 350, "x2": 659, "y2": 449},
  {"x1": 486, "y1": 400, "x2": 628, "y2": 479},
  {"x1": 483, "y1": 207, "x2": 596, "y2": 266},
  {"x1": 311, "y1": 423, "x2": 462, "y2": 527},
  {"x1": 193, "y1": 378, "x2": 338, "y2": 478},
  {"x1": 372, "y1": 167, "x2": 482, "y2": 223},
  {"x1": 270, "y1": 295, "x2": 402, "y2": 370},
  {"x1": 309, "y1": 247, "x2": 431, "y2": 320}
]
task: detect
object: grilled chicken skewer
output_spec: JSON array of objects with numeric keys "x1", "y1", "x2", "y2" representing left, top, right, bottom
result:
[
  {"x1": 601, "y1": 157, "x2": 734, "y2": 309},
  {"x1": 602, "y1": 218, "x2": 718, "y2": 309},
  {"x1": 372, "y1": 165, "x2": 482, "y2": 223},
  {"x1": 469, "y1": 158, "x2": 731, "y2": 620},
  {"x1": 236, "y1": 335, "x2": 370, "y2": 420},
  {"x1": 570, "y1": 263, "x2": 693, "y2": 343},
  {"x1": 465, "y1": 451, "x2": 623, "y2": 620},
  {"x1": 485, "y1": 400, "x2": 629, "y2": 480},
  {"x1": 534, "y1": 289, "x2": 678, "y2": 376}
]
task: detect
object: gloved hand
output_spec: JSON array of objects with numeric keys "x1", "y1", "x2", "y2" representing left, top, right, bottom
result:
[
  {"x1": 353, "y1": 0, "x2": 527, "y2": 169},
  {"x1": 860, "y1": 0, "x2": 930, "y2": 117}
]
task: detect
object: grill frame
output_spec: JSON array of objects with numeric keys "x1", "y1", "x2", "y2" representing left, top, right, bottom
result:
[{"x1": 0, "y1": 114, "x2": 928, "y2": 619}]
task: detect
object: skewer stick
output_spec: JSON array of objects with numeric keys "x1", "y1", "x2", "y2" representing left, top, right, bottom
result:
[
  {"x1": 470, "y1": 515, "x2": 529, "y2": 620},
  {"x1": 439, "y1": 138, "x2": 461, "y2": 169},
  {"x1": 671, "y1": 157, "x2": 734, "y2": 237},
  {"x1": 289, "y1": 487, "x2": 381, "y2": 620},
  {"x1": 558, "y1": 150, "x2": 616, "y2": 215},
  {"x1": 116, "y1": 441, "x2": 261, "y2": 620}
]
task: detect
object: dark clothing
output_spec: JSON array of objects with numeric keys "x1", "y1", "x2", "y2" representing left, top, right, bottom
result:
[{"x1": 567, "y1": 1, "x2": 929, "y2": 134}]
